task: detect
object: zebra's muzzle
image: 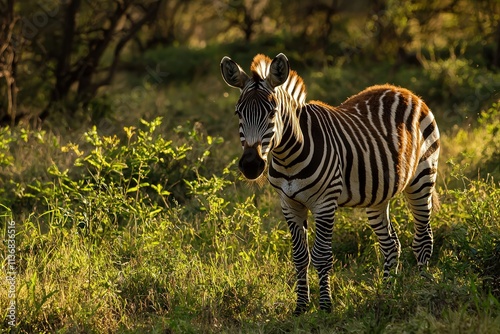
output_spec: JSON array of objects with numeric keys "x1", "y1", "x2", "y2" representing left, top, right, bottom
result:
[{"x1": 238, "y1": 144, "x2": 266, "y2": 180}]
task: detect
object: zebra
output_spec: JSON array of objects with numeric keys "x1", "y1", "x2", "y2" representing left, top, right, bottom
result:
[{"x1": 220, "y1": 53, "x2": 440, "y2": 315}]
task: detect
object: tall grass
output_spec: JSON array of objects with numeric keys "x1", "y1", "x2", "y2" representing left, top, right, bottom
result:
[{"x1": 1, "y1": 71, "x2": 499, "y2": 332}]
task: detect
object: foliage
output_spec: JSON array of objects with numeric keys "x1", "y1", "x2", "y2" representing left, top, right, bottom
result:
[
  {"x1": 1, "y1": 0, "x2": 164, "y2": 123},
  {"x1": 2, "y1": 0, "x2": 500, "y2": 124},
  {"x1": 1, "y1": 110, "x2": 499, "y2": 332},
  {"x1": 441, "y1": 102, "x2": 500, "y2": 184},
  {"x1": 1, "y1": 117, "x2": 224, "y2": 224}
]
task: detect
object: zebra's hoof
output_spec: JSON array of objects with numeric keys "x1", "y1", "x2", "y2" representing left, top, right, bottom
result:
[
  {"x1": 419, "y1": 266, "x2": 434, "y2": 282},
  {"x1": 384, "y1": 274, "x2": 398, "y2": 289},
  {"x1": 319, "y1": 302, "x2": 333, "y2": 313},
  {"x1": 293, "y1": 304, "x2": 309, "y2": 316}
]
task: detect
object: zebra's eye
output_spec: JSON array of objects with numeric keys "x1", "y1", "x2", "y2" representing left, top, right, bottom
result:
[
  {"x1": 234, "y1": 109, "x2": 241, "y2": 117},
  {"x1": 269, "y1": 109, "x2": 276, "y2": 118}
]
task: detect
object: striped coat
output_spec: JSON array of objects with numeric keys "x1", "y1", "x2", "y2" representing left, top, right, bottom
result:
[{"x1": 221, "y1": 53, "x2": 440, "y2": 314}]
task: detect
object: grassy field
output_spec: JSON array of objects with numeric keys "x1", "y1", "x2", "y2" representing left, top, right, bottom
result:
[{"x1": 1, "y1": 48, "x2": 500, "y2": 333}]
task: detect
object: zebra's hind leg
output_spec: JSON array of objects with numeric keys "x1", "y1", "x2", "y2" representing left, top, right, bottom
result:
[
  {"x1": 366, "y1": 203, "x2": 401, "y2": 279},
  {"x1": 404, "y1": 169, "x2": 438, "y2": 272}
]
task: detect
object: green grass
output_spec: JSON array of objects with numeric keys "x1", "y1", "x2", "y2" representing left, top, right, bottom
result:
[{"x1": 1, "y1": 54, "x2": 500, "y2": 333}]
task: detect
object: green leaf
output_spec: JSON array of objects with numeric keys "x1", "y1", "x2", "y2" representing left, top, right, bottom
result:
[{"x1": 126, "y1": 186, "x2": 138, "y2": 193}]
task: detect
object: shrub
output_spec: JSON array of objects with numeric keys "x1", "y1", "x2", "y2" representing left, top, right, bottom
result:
[{"x1": 441, "y1": 102, "x2": 500, "y2": 184}]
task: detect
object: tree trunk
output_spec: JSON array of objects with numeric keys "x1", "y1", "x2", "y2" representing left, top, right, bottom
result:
[
  {"x1": 494, "y1": 21, "x2": 500, "y2": 68},
  {"x1": 40, "y1": 0, "x2": 81, "y2": 121},
  {"x1": 41, "y1": 0, "x2": 163, "y2": 120},
  {"x1": 53, "y1": 0, "x2": 80, "y2": 101},
  {"x1": 0, "y1": 0, "x2": 18, "y2": 126}
]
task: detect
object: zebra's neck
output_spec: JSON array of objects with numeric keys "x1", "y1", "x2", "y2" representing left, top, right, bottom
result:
[
  {"x1": 272, "y1": 80, "x2": 305, "y2": 149},
  {"x1": 272, "y1": 100, "x2": 305, "y2": 163}
]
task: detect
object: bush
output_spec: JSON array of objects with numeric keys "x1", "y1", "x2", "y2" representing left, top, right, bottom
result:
[
  {"x1": 441, "y1": 102, "x2": 500, "y2": 184},
  {"x1": 0, "y1": 118, "x2": 295, "y2": 332}
]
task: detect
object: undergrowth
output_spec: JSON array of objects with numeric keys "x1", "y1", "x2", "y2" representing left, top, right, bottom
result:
[{"x1": 0, "y1": 104, "x2": 499, "y2": 333}]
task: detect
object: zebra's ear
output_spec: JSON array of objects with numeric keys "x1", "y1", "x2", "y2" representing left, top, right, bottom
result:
[
  {"x1": 267, "y1": 53, "x2": 290, "y2": 88},
  {"x1": 220, "y1": 56, "x2": 250, "y2": 89}
]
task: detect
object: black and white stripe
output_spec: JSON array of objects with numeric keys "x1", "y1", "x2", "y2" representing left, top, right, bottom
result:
[{"x1": 221, "y1": 53, "x2": 440, "y2": 315}]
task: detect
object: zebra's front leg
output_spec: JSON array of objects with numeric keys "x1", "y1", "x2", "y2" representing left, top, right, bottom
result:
[
  {"x1": 311, "y1": 209, "x2": 336, "y2": 313},
  {"x1": 282, "y1": 200, "x2": 310, "y2": 315}
]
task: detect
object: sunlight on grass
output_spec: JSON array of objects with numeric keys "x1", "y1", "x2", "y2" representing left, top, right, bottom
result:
[{"x1": 1, "y1": 105, "x2": 499, "y2": 333}]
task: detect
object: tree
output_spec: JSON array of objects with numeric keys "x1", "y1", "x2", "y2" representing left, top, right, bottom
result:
[
  {"x1": 41, "y1": 0, "x2": 164, "y2": 120},
  {"x1": 0, "y1": 0, "x2": 18, "y2": 125},
  {"x1": 0, "y1": 0, "x2": 165, "y2": 125},
  {"x1": 218, "y1": 0, "x2": 269, "y2": 42}
]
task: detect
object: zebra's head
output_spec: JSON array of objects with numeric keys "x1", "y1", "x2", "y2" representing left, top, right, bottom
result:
[{"x1": 220, "y1": 53, "x2": 290, "y2": 180}]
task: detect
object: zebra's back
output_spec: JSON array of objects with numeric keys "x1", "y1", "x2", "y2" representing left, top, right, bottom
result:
[{"x1": 308, "y1": 84, "x2": 439, "y2": 208}]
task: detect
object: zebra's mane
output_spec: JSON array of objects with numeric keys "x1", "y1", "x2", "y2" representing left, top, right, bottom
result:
[
  {"x1": 250, "y1": 54, "x2": 306, "y2": 143},
  {"x1": 250, "y1": 54, "x2": 307, "y2": 106}
]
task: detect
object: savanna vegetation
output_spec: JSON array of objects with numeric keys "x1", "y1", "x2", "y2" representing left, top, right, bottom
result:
[{"x1": 1, "y1": 0, "x2": 499, "y2": 333}]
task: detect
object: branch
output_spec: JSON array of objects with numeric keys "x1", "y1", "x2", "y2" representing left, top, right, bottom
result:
[{"x1": 91, "y1": 1, "x2": 162, "y2": 91}]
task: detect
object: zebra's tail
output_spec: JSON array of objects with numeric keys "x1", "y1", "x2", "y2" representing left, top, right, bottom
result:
[{"x1": 432, "y1": 188, "x2": 440, "y2": 212}]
